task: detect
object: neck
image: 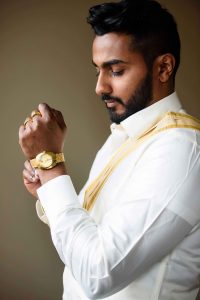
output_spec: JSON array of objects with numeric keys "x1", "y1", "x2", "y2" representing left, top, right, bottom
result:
[{"x1": 149, "y1": 82, "x2": 175, "y2": 107}]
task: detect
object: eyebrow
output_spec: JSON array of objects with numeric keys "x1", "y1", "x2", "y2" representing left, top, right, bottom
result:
[{"x1": 92, "y1": 59, "x2": 129, "y2": 68}]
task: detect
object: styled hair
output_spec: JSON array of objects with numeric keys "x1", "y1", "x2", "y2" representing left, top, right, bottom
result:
[{"x1": 87, "y1": 0, "x2": 180, "y2": 77}]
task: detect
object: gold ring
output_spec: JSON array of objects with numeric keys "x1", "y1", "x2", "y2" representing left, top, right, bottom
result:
[
  {"x1": 31, "y1": 110, "x2": 42, "y2": 118},
  {"x1": 24, "y1": 117, "x2": 32, "y2": 126}
]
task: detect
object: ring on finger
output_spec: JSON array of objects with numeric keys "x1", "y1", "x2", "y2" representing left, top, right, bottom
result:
[
  {"x1": 31, "y1": 110, "x2": 42, "y2": 119},
  {"x1": 24, "y1": 117, "x2": 32, "y2": 126}
]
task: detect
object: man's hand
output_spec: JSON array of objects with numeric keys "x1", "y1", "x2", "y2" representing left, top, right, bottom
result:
[
  {"x1": 23, "y1": 160, "x2": 41, "y2": 198},
  {"x1": 19, "y1": 103, "x2": 67, "y2": 159},
  {"x1": 19, "y1": 103, "x2": 67, "y2": 187}
]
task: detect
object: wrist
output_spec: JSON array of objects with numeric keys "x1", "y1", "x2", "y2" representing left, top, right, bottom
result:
[{"x1": 37, "y1": 162, "x2": 67, "y2": 185}]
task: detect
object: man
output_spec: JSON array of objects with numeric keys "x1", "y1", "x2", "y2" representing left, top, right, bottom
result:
[{"x1": 19, "y1": 0, "x2": 200, "y2": 299}]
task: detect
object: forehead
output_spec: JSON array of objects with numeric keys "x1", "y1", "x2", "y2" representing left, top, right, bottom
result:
[{"x1": 92, "y1": 33, "x2": 143, "y2": 66}]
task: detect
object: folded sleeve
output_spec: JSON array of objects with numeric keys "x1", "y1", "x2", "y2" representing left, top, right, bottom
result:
[{"x1": 36, "y1": 200, "x2": 50, "y2": 226}]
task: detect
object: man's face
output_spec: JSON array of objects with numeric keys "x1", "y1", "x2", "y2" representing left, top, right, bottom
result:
[{"x1": 92, "y1": 33, "x2": 153, "y2": 123}]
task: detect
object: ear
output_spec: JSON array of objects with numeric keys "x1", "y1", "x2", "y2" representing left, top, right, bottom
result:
[{"x1": 156, "y1": 54, "x2": 176, "y2": 83}]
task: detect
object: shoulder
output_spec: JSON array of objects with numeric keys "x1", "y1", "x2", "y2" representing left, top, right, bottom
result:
[{"x1": 136, "y1": 126, "x2": 200, "y2": 175}]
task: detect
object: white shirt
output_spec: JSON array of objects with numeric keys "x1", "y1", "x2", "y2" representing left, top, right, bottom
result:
[{"x1": 37, "y1": 92, "x2": 200, "y2": 300}]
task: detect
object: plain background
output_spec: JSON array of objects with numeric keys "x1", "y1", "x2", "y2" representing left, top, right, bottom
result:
[{"x1": 0, "y1": 0, "x2": 200, "y2": 299}]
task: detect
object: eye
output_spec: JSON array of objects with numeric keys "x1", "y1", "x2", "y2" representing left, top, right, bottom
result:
[{"x1": 111, "y1": 70, "x2": 124, "y2": 77}]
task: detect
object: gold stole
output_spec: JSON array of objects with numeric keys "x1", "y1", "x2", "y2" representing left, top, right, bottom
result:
[{"x1": 83, "y1": 112, "x2": 200, "y2": 211}]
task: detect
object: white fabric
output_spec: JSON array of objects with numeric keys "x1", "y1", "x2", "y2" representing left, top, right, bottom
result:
[{"x1": 37, "y1": 92, "x2": 200, "y2": 300}]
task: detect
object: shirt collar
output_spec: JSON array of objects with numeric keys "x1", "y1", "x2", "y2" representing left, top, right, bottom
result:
[{"x1": 110, "y1": 92, "x2": 182, "y2": 139}]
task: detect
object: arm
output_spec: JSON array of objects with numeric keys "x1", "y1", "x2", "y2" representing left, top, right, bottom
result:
[{"x1": 37, "y1": 131, "x2": 200, "y2": 299}]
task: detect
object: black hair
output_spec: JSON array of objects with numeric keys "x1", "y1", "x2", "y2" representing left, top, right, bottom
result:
[{"x1": 87, "y1": 0, "x2": 180, "y2": 77}]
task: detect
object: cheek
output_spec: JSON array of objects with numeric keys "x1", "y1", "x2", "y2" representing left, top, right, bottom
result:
[
  {"x1": 113, "y1": 70, "x2": 148, "y2": 100},
  {"x1": 113, "y1": 79, "x2": 137, "y2": 101}
]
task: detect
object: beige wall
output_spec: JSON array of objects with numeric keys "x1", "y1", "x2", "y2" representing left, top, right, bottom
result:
[{"x1": 0, "y1": 0, "x2": 199, "y2": 299}]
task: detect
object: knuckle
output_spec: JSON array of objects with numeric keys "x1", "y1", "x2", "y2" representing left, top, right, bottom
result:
[
  {"x1": 39, "y1": 103, "x2": 49, "y2": 112},
  {"x1": 38, "y1": 103, "x2": 46, "y2": 109}
]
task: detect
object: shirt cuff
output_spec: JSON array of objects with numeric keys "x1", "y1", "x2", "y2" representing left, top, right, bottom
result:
[
  {"x1": 37, "y1": 175, "x2": 81, "y2": 225},
  {"x1": 35, "y1": 199, "x2": 50, "y2": 226}
]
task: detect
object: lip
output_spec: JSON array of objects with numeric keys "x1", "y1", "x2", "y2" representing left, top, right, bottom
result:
[{"x1": 104, "y1": 99, "x2": 116, "y2": 108}]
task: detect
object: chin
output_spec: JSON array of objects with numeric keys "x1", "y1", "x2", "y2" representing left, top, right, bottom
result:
[{"x1": 109, "y1": 110, "x2": 128, "y2": 124}]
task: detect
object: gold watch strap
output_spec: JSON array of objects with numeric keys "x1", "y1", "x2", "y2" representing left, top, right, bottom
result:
[{"x1": 55, "y1": 153, "x2": 65, "y2": 163}]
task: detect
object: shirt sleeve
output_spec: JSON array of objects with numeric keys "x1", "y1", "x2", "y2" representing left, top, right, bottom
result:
[
  {"x1": 35, "y1": 200, "x2": 50, "y2": 226},
  {"x1": 37, "y1": 130, "x2": 200, "y2": 299}
]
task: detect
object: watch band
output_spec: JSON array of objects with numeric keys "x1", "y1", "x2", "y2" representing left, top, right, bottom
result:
[
  {"x1": 55, "y1": 153, "x2": 65, "y2": 163},
  {"x1": 30, "y1": 152, "x2": 65, "y2": 169}
]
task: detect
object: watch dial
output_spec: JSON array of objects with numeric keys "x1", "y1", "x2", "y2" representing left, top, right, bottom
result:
[{"x1": 39, "y1": 153, "x2": 53, "y2": 168}]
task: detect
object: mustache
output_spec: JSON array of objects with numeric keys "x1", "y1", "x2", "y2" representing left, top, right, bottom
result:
[{"x1": 101, "y1": 94, "x2": 124, "y2": 105}]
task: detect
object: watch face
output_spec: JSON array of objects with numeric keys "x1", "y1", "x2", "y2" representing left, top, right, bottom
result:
[{"x1": 37, "y1": 152, "x2": 54, "y2": 169}]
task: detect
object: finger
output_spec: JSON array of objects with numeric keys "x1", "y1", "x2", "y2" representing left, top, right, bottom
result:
[
  {"x1": 24, "y1": 117, "x2": 32, "y2": 126},
  {"x1": 24, "y1": 160, "x2": 40, "y2": 180},
  {"x1": 24, "y1": 160, "x2": 35, "y2": 174},
  {"x1": 23, "y1": 168, "x2": 39, "y2": 183},
  {"x1": 19, "y1": 124, "x2": 25, "y2": 138},
  {"x1": 31, "y1": 114, "x2": 43, "y2": 129},
  {"x1": 19, "y1": 125, "x2": 32, "y2": 146},
  {"x1": 24, "y1": 120, "x2": 33, "y2": 131},
  {"x1": 31, "y1": 109, "x2": 42, "y2": 118},
  {"x1": 38, "y1": 103, "x2": 53, "y2": 121},
  {"x1": 20, "y1": 116, "x2": 33, "y2": 134},
  {"x1": 31, "y1": 109, "x2": 43, "y2": 123}
]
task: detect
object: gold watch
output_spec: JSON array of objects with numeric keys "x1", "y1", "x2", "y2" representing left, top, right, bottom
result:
[{"x1": 30, "y1": 151, "x2": 65, "y2": 170}]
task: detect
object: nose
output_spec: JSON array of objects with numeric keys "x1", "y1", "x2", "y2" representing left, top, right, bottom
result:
[{"x1": 95, "y1": 72, "x2": 112, "y2": 96}]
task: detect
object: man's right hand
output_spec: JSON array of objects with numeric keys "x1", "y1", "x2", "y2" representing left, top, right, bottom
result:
[{"x1": 23, "y1": 160, "x2": 41, "y2": 198}]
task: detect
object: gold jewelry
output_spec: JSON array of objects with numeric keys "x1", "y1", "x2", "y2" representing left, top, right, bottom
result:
[
  {"x1": 24, "y1": 117, "x2": 32, "y2": 126},
  {"x1": 31, "y1": 110, "x2": 42, "y2": 118},
  {"x1": 30, "y1": 151, "x2": 65, "y2": 170}
]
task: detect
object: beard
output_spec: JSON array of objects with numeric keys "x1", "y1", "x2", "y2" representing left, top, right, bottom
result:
[{"x1": 102, "y1": 72, "x2": 152, "y2": 124}]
